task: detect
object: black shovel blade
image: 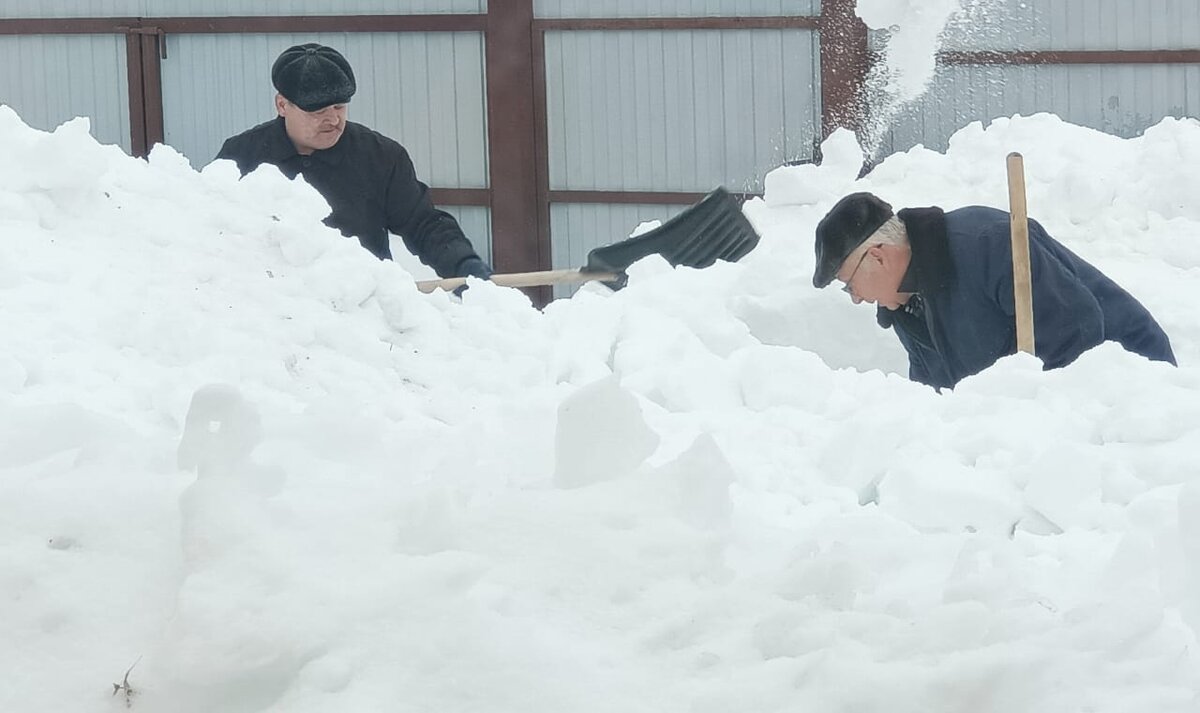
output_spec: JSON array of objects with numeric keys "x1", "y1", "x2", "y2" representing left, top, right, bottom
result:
[{"x1": 581, "y1": 187, "x2": 761, "y2": 275}]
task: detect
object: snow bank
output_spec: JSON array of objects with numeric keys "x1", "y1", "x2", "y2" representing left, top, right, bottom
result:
[{"x1": 2, "y1": 103, "x2": 1199, "y2": 712}]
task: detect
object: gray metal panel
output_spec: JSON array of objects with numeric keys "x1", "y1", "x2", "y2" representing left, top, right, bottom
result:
[
  {"x1": 0, "y1": 34, "x2": 131, "y2": 153},
  {"x1": 549, "y1": 202, "x2": 691, "y2": 298},
  {"x1": 534, "y1": 0, "x2": 818, "y2": 18},
  {"x1": 545, "y1": 29, "x2": 820, "y2": 193},
  {"x1": 880, "y1": 63, "x2": 1200, "y2": 155},
  {"x1": 145, "y1": 0, "x2": 485, "y2": 15},
  {"x1": 938, "y1": 0, "x2": 1200, "y2": 51},
  {"x1": 162, "y1": 32, "x2": 488, "y2": 188},
  {"x1": 442, "y1": 205, "x2": 492, "y2": 263}
]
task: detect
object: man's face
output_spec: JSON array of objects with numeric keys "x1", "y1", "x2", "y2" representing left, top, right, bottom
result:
[
  {"x1": 837, "y1": 242, "x2": 911, "y2": 310},
  {"x1": 276, "y1": 94, "x2": 348, "y2": 154}
]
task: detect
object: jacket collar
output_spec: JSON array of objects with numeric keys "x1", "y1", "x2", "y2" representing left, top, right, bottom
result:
[
  {"x1": 877, "y1": 206, "x2": 955, "y2": 327},
  {"x1": 897, "y1": 206, "x2": 954, "y2": 294}
]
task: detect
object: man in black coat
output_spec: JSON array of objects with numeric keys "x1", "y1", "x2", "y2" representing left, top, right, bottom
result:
[
  {"x1": 812, "y1": 192, "x2": 1176, "y2": 389},
  {"x1": 216, "y1": 43, "x2": 492, "y2": 282}
]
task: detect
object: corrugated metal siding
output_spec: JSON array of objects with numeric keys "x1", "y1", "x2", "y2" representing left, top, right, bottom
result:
[
  {"x1": 939, "y1": 0, "x2": 1200, "y2": 52},
  {"x1": 0, "y1": 0, "x2": 484, "y2": 17},
  {"x1": 545, "y1": 29, "x2": 820, "y2": 193},
  {"x1": 442, "y1": 206, "x2": 492, "y2": 263},
  {"x1": 876, "y1": 0, "x2": 1200, "y2": 154},
  {"x1": 161, "y1": 31, "x2": 488, "y2": 189},
  {"x1": 534, "y1": 0, "x2": 818, "y2": 18},
  {"x1": 880, "y1": 63, "x2": 1200, "y2": 154},
  {"x1": 550, "y1": 202, "x2": 691, "y2": 298},
  {"x1": 0, "y1": 34, "x2": 130, "y2": 152}
]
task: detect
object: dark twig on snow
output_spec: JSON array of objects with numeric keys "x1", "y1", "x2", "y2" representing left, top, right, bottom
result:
[{"x1": 111, "y1": 656, "x2": 142, "y2": 709}]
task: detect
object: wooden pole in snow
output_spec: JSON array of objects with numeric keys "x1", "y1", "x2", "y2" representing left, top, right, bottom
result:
[{"x1": 1006, "y1": 152, "x2": 1036, "y2": 356}]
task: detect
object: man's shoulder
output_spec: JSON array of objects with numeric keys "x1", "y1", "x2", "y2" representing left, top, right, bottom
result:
[
  {"x1": 341, "y1": 121, "x2": 410, "y2": 158},
  {"x1": 217, "y1": 118, "x2": 282, "y2": 162},
  {"x1": 944, "y1": 205, "x2": 1013, "y2": 242},
  {"x1": 222, "y1": 118, "x2": 279, "y2": 146},
  {"x1": 946, "y1": 204, "x2": 1008, "y2": 226}
]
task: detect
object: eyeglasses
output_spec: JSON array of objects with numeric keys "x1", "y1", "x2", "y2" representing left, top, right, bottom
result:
[{"x1": 840, "y1": 246, "x2": 874, "y2": 294}]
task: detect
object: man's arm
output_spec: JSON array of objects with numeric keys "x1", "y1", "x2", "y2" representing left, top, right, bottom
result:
[
  {"x1": 986, "y1": 219, "x2": 1105, "y2": 369},
  {"x1": 384, "y1": 148, "x2": 487, "y2": 279},
  {"x1": 214, "y1": 137, "x2": 255, "y2": 177}
]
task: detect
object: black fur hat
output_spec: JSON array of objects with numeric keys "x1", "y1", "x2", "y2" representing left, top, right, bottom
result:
[
  {"x1": 272, "y1": 44, "x2": 356, "y2": 112},
  {"x1": 812, "y1": 192, "x2": 894, "y2": 288}
]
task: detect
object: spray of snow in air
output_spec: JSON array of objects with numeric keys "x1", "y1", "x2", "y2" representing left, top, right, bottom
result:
[{"x1": 856, "y1": 0, "x2": 1022, "y2": 156}]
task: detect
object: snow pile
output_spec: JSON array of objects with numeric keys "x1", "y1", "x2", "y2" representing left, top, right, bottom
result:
[{"x1": 2, "y1": 102, "x2": 1200, "y2": 713}]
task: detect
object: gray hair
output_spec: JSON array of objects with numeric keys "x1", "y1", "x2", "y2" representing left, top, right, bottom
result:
[{"x1": 866, "y1": 216, "x2": 908, "y2": 247}]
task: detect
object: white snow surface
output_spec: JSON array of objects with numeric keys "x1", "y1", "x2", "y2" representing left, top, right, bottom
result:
[{"x1": 3, "y1": 105, "x2": 1200, "y2": 712}]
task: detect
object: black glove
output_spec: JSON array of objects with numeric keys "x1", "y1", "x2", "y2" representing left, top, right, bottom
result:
[
  {"x1": 453, "y1": 257, "x2": 493, "y2": 296},
  {"x1": 455, "y1": 257, "x2": 494, "y2": 280}
]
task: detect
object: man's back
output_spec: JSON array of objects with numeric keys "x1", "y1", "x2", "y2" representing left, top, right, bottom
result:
[{"x1": 895, "y1": 205, "x2": 1176, "y2": 387}]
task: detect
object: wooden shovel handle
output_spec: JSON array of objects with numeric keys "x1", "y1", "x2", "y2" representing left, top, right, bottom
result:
[
  {"x1": 1006, "y1": 152, "x2": 1036, "y2": 355},
  {"x1": 415, "y1": 269, "x2": 621, "y2": 293}
]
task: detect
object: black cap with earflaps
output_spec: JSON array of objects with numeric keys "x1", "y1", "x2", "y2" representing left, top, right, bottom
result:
[{"x1": 812, "y1": 192, "x2": 894, "y2": 288}]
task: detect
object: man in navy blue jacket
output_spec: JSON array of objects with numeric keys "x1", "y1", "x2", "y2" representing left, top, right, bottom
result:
[{"x1": 812, "y1": 192, "x2": 1176, "y2": 389}]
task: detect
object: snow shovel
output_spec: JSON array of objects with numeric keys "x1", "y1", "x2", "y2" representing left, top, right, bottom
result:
[{"x1": 415, "y1": 187, "x2": 760, "y2": 293}]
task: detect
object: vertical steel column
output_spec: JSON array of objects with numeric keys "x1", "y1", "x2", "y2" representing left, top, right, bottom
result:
[
  {"x1": 122, "y1": 24, "x2": 165, "y2": 157},
  {"x1": 140, "y1": 29, "x2": 165, "y2": 150},
  {"x1": 124, "y1": 31, "x2": 148, "y2": 156},
  {"x1": 485, "y1": 0, "x2": 549, "y2": 306},
  {"x1": 819, "y1": 0, "x2": 870, "y2": 138}
]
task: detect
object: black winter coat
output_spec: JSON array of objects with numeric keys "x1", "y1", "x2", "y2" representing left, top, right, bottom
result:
[
  {"x1": 879, "y1": 206, "x2": 1176, "y2": 389},
  {"x1": 216, "y1": 117, "x2": 481, "y2": 278}
]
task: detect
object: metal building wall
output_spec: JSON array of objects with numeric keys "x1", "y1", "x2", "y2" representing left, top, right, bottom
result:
[
  {"x1": 1, "y1": 3, "x2": 494, "y2": 261},
  {"x1": 883, "y1": 64, "x2": 1200, "y2": 154},
  {"x1": 533, "y1": 0, "x2": 818, "y2": 17},
  {"x1": 543, "y1": 24, "x2": 821, "y2": 297},
  {"x1": 161, "y1": 29, "x2": 491, "y2": 260},
  {"x1": 161, "y1": 32, "x2": 488, "y2": 185},
  {"x1": 880, "y1": 0, "x2": 1200, "y2": 154},
  {"x1": 939, "y1": 0, "x2": 1200, "y2": 51},
  {"x1": 0, "y1": 34, "x2": 131, "y2": 151},
  {"x1": 545, "y1": 29, "x2": 819, "y2": 193}
]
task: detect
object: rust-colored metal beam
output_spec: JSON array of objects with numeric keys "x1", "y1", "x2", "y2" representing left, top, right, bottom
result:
[
  {"x1": 530, "y1": 24, "x2": 554, "y2": 307},
  {"x1": 941, "y1": 49, "x2": 1200, "y2": 65},
  {"x1": 486, "y1": 0, "x2": 548, "y2": 305},
  {"x1": 124, "y1": 33, "x2": 148, "y2": 157},
  {"x1": 549, "y1": 190, "x2": 711, "y2": 205},
  {"x1": 0, "y1": 14, "x2": 487, "y2": 34},
  {"x1": 534, "y1": 17, "x2": 818, "y2": 31},
  {"x1": 0, "y1": 18, "x2": 134, "y2": 34},
  {"x1": 819, "y1": 0, "x2": 870, "y2": 138},
  {"x1": 140, "y1": 32, "x2": 165, "y2": 151},
  {"x1": 430, "y1": 188, "x2": 491, "y2": 206},
  {"x1": 151, "y1": 15, "x2": 487, "y2": 33}
]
